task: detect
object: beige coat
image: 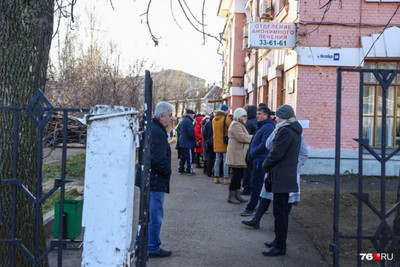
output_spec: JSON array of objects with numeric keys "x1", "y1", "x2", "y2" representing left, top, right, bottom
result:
[{"x1": 225, "y1": 120, "x2": 253, "y2": 168}]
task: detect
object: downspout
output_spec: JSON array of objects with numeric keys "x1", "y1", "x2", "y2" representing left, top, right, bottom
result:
[{"x1": 253, "y1": 0, "x2": 260, "y2": 105}]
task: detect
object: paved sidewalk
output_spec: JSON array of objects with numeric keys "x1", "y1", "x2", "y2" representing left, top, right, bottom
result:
[{"x1": 49, "y1": 147, "x2": 328, "y2": 266}]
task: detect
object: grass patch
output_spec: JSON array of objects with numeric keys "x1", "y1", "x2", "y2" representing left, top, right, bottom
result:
[
  {"x1": 42, "y1": 153, "x2": 85, "y2": 213},
  {"x1": 43, "y1": 153, "x2": 85, "y2": 179},
  {"x1": 42, "y1": 188, "x2": 82, "y2": 214}
]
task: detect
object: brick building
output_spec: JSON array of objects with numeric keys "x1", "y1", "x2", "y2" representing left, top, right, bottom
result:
[{"x1": 217, "y1": 0, "x2": 400, "y2": 175}]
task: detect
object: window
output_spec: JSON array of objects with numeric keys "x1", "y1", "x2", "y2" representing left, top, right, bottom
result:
[{"x1": 363, "y1": 61, "x2": 400, "y2": 148}]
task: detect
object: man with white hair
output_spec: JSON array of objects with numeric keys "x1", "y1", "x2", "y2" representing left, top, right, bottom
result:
[{"x1": 136, "y1": 101, "x2": 175, "y2": 258}]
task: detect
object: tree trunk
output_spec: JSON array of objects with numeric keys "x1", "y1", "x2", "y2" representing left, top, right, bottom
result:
[{"x1": 0, "y1": 1, "x2": 54, "y2": 266}]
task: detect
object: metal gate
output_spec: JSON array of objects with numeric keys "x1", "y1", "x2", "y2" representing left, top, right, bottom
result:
[
  {"x1": 333, "y1": 67, "x2": 400, "y2": 266},
  {"x1": 0, "y1": 89, "x2": 89, "y2": 266}
]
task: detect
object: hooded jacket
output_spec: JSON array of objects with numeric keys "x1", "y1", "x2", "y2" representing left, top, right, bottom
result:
[
  {"x1": 202, "y1": 115, "x2": 214, "y2": 152},
  {"x1": 194, "y1": 115, "x2": 203, "y2": 153},
  {"x1": 245, "y1": 105, "x2": 258, "y2": 135},
  {"x1": 212, "y1": 110, "x2": 232, "y2": 153},
  {"x1": 262, "y1": 120, "x2": 302, "y2": 193}
]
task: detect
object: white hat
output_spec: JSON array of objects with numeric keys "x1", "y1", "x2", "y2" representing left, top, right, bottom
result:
[{"x1": 233, "y1": 108, "x2": 247, "y2": 120}]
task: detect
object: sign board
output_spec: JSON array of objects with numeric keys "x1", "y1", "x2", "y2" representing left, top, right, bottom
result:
[
  {"x1": 249, "y1": 22, "x2": 296, "y2": 49},
  {"x1": 295, "y1": 46, "x2": 362, "y2": 67}
]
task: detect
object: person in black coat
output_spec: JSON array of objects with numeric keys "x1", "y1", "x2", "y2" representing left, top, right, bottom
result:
[
  {"x1": 178, "y1": 109, "x2": 196, "y2": 175},
  {"x1": 241, "y1": 104, "x2": 258, "y2": 195},
  {"x1": 262, "y1": 104, "x2": 302, "y2": 257},
  {"x1": 136, "y1": 101, "x2": 175, "y2": 258},
  {"x1": 202, "y1": 114, "x2": 215, "y2": 177}
]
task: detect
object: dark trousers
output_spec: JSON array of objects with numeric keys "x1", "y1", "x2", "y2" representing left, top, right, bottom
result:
[
  {"x1": 229, "y1": 168, "x2": 243, "y2": 191},
  {"x1": 204, "y1": 150, "x2": 215, "y2": 176},
  {"x1": 273, "y1": 193, "x2": 290, "y2": 250},
  {"x1": 254, "y1": 197, "x2": 271, "y2": 221},
  {"x1": 194, "y1": 152, "x2": 202, "y2": 167},
  {"x1": 241, "y1": 167, "x2": 252, "y2": 193},
  {"x1": 245, "y1": 159, "x2": 265, "y2": 211},
  {"x1": 179, "y1": 148, "x2": 193, "y2": 173}
]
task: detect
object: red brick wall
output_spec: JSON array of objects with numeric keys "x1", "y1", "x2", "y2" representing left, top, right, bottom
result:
[
  {"x1": 296, "y1": 66, "x2": 359, "y2": 150},
  {"x1": 298, "y1": 0, "x2": 400, "y2": 47}
]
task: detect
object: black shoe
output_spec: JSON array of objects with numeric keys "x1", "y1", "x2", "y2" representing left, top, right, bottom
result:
[
  {"x1": 241, "y1": 218, "x2": 260, "y2": 229},
  {"x1": 262, "y1": 247, "x2": 286, "y2": 256},
  {"x1": 264, "y1": 240, "x2": 276, "y2": 248},
  {"x1": 186, "y1": 172, "x2": 196, "y2": 176},
  {"x1": 240, "y1": 190, "x2": 251, "y2": 196},
  {"x1": 178, "y1": 169, "x2": 184, "y2": 174},
  {"x1": 148, "y1": 248, "x2": 172, "y2": 258}
]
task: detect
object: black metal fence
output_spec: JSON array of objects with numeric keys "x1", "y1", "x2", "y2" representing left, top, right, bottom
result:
[
  {"x1": 333, "y1": 68, "x2": 400, "y2": 266},
  {"x1": 0, "y1": 89, "x2": 89, "y2": 266}
]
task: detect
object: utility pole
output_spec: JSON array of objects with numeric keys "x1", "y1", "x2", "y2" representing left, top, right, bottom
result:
[{"x1": 253, "y1": 0, "x2": 260, "y2": 106}]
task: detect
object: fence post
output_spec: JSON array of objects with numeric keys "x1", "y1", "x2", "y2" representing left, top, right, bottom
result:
[{"x1": 81, "y1": 105, "x2": 139, "y2": 266}]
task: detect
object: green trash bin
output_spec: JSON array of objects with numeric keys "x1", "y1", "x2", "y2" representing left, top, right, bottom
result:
[{"x1": 53, "y1": 199, "x2": 83, "y2": 240}]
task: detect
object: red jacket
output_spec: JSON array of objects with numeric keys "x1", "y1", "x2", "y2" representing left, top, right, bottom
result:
[{"x1": 194, "y1": 116, "x2": 203, "y2": 153}]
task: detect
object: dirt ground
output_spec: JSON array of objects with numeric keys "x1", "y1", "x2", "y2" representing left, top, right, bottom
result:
[{"x1": 292, "y1": 174, "x2": 400, "y2": 266}]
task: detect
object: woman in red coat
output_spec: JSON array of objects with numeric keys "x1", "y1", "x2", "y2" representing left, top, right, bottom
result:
[{"x1": 194, "y1": 115, "x2": 203, "y2": 168}]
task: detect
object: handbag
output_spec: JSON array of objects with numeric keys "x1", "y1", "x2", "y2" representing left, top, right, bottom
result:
[
  {"x1": 264, "y1": 172, "x2": 272, "y2": 192},
  {"x1": 223, "y1": 115, "x2": 229, "y2": 144}
]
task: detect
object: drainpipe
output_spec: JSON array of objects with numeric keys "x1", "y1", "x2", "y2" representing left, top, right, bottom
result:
[{"x1": 253, "y1": 0, "x2": 260, "y2": 105}]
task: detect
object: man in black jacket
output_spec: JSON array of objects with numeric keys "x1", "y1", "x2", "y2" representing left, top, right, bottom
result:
[
  {"x1": 262, "y1": 104, "x2": 302, "y2": 257},
  {"x1": 144, "y1": 101, "x2": 175, "y2": 257}
]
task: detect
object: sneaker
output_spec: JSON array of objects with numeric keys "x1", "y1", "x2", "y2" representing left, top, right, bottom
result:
[
  {"x1": 239, "y1": 209, "x2": 254, "y2": 216},
  {"x1": 178, "y1": 169, "x2": 184, "y2": 174},
  {"x1": 148, "y1": 248, "x2": 172, "y2": 258},
  {"x1": 186, "y1": 172, "x2": 196, "y2": 176}
]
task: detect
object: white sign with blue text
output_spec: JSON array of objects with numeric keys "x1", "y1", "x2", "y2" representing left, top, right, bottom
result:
[{"x1": 295, "y1": 46, "x2": 363, "y2": 67}]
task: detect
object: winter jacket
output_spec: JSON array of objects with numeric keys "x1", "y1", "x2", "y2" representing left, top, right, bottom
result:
[
  {"x1": 249, "y1": 117, "x2": 275, "y2": 160},
  {"x1": 179, "y1": 114, "x2": 195, "y2": 148},
  {"x1": 136, "y1": 117, "x2": 171, "y2": 193},
  {"x1": 226, "y1": 120, "x2": 253, "y2": 168},
  {"x1": 194, "y1": 116, "x2": 203, "y2": 153},
  {"x1": 262, "y1": 120, "x2": 302, "y2": 193},
  {"x1": 245, "y1": 105, "x2": 258, "y2": 135},
  {"x1": 202, "y1": 116, "x2": 214, "y2": 152},
  {"x1": 212, "y1": 110, "x2": 232, "y2": 153}
]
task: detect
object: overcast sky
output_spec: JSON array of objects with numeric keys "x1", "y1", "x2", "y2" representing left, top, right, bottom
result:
[{"x1": 55, "y1": 0, "x2": 225, "y2": 84}]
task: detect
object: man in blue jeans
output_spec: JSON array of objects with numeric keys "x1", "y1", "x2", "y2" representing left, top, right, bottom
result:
[
  {"x1": 240, "y1": 106, "x2": 275, "y2": 216},
  {"x1": 136, "y1": 101, "x2": 175, "y2": 257}
]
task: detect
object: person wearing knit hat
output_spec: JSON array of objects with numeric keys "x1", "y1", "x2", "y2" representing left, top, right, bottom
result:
[
  {"x1": 226, "y1": 108, "x2": 253, "y2": 204},
  {"x1": 275, "y1": 104, "x2": 295, "y2": 119},
  {"x1": 261, "y1": 103, "x2": 302, "y2": 257},
  {"x1": 220, "y1": 104, "x2": 229, "y2": 111},
  {"x1": 233, "y1": 107, "x2": 247, "y2": 120}
]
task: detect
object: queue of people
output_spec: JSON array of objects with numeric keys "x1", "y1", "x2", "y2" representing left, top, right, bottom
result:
[{"x1": 137, "y1": 101, "x2": 307, "y2": 259}]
